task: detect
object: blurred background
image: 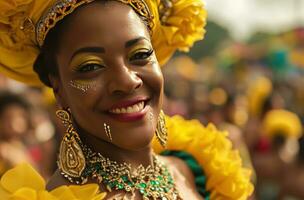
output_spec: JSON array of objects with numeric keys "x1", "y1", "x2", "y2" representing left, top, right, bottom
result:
[{"x1": 1, "y1": 1, "x2": 304, "y2": 199}]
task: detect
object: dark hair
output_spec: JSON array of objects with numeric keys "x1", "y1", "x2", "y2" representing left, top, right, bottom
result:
[
  {"x1": 33, "y1": 1, "x2": 149, "y2": 88},
  {"x1": 33, "y1": 18, "x2": 67, "y2": 87},
  {"x1": 0, "y1": 91, "x2": 30, "y2": 116}
]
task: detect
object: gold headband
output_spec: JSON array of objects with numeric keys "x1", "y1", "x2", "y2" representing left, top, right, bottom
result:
[{"x1": 36, "y1": 0, "x2": 154, "y2": 47}]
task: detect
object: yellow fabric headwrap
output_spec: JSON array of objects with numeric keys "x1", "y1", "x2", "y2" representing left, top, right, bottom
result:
[{"x1": 0, "y1": 0, "x2": 207, "y2": 87}]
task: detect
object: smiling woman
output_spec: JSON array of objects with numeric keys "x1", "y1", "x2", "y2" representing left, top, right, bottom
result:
[{"x1": 0, "y1": 0, "x2": 253, "y2": 199}]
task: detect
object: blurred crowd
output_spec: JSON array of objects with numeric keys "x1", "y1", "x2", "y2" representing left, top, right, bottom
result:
[
  {"x1": 0, "y1": 26, "x2": 304, "y2": 200},
  {"x1": 163, "y1": 27, "x2": 304, "y2": 200}
]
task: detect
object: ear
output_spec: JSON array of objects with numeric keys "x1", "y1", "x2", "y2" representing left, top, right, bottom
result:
[{"x1": 48, "y1": 75, "x2": 67, "y2": 108}]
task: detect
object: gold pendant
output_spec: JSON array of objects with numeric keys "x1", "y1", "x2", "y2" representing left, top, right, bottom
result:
[
  {"x1": 56, "y1": 109, "x2": 86, "y2": 178},
  {"x1": 58, "y1": 131, "x2": 86, "y2": 177}
]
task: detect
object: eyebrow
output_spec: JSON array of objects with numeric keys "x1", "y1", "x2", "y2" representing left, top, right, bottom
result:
[
  {"x1": 70, "y1": 37, "x2": 149, "y2": 61},
  {"x1": 125, "y1": 37, "x2": 149, "y2": 48},
  {"x1": 71, "y1": 47, "x2": 105, "y2": 61}
]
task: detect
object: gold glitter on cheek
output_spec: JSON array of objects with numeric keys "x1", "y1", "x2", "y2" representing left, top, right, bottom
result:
[
  {"x1": 69, "y1": 79, "x2": 98, "y2": 92},
  {"x1": 148, "y1": 111, "x2": 154, "y2": 121}
]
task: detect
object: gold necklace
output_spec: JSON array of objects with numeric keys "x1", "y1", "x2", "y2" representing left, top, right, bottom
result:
[{"x1": 58, "y1": 132, "x2": 180, "y2": 200}]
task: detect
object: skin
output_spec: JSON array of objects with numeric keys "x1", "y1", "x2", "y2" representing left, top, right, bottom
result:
[{"x1": 47, "y1": 1, "x2": 203, "y2": 199}]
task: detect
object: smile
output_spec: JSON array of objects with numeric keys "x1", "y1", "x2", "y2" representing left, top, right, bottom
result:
[
  {"x1": 109, "y1": 101, "x2": 145, "y2": 114},
  {"x1": 107, "y1": 98, "x2": 150, "y2": 122}
]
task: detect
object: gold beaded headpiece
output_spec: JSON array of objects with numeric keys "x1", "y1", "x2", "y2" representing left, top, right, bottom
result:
[
  {"x1": 0, "y1": 0, "x2": 207, "y2": 86},
  {"x1": 36, "y1": 0, "x2": 154, "y2": 47}
]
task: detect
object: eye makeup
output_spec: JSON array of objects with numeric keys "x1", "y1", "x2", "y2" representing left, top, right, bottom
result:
[
  {"x1": 69, "y1": 79, "x2": 98, "y2": 92},
  {"x1": 127, "y1": 43, "x2": 154, "y2": 61},
  {"x1": 70, "y1": 54, "x2": 105, "y2": 72}
]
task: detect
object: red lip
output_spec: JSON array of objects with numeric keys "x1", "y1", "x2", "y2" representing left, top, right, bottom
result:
[{"x1": 109, "y1": 96, "x2": 148, "y2": 110}]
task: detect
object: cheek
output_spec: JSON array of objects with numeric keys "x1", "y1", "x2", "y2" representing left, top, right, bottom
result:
[
  {"x1": 147, "y1": 63, "x2": 164, "y2": 93},
  {"x1": 140, "y1": 62, "x2": 164, "y2": 108}
]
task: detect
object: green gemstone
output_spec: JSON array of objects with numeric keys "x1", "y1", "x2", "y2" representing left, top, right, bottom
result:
[
  {"x1": 117, "y1": 183, "x2": 124, "y2": 189},
  {"x1": 139, "y1": 183, "x2": 147, "y2": 188},
  {"x1": 164, "y1": 187, "x2": 169, "y2": 192},
  {"x1": 121, "y1": 175, "x2": 129, "y2": 182},
  {"x1": 151, "y1": 186, "x2": 155, "y2": 191},
  {"x1": 127, "y1": 181, "x2": 134, "y2": 186},
  {"x1": 108, "y1": 182, "x2": 116, "y2": 188},
  {"x1": 150, "y1": 180, "x2": 156, "y2": 185},
  {"x1": 140, "y1": 189, "x2": 145, "y2": 194},
  {"x1": 157, "y1": 176, "x2": 163, "y2": 180}
]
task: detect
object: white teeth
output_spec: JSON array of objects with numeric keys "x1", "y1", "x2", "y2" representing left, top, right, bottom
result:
[{"x1": 109, "y1": 101, "x2": 145, "y2": 114}]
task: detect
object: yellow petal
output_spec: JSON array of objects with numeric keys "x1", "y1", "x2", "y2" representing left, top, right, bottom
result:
[
  {"x1": 50, "y1": 186, "x2": 77, "y2": 199},
  {"x1": 38, "y1": 191, "x2": 58, "y2": 200},
  {"x1": 50, "y1": 184, "x2": 106, "y2": 200},
  {"x1": 0, "y1": 163, "x2": 45, "y2": 194},
  {"x1": 69, "y1": 184, "x2": 102, "y2": 200},
  {"x1": 0, "y1": 185, "x2": 11, "y2": 199},
  {"x1": 11, "y1": 188, "x2": 37, "y2": 200}
]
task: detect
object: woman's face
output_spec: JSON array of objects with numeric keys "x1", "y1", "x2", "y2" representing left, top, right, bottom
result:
[{"x1": 52, "y1": 1, "x2": 164, "y2": 150}]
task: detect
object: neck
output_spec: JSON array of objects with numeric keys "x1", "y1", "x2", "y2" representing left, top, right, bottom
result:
[{"x1": 79, "y1": 128, "x2": 154, "y2": 168}]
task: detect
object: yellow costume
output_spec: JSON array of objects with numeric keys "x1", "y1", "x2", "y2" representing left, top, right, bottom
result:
[{"x1": 0, "y1": 0, "x2": 253, "y2": 199}]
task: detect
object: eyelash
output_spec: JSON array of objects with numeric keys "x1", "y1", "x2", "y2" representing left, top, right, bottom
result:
[
  {"x1": 76, "y1": 63, "x2": 104, "y2": 73},
  {"x1": 129, "y1": 49, "x2": 154, "y2": 63}
]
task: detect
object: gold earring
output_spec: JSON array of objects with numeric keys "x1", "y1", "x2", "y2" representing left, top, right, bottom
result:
[
  {"x1": 56, "y1": 109, "x2": 86, "y2": 180},
  {"x1": 156, "y1": 110, "x2": 168, "y2": 148},
  {"x1": 104, "y1": 123, "x2": 112, "y2": 141}
]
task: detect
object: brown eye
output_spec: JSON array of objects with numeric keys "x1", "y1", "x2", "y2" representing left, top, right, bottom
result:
[
  {"x1": 129, "y1": 49, "x2": 154, "y2": 62},
  {"x1": 77, "y1": 63, "x2": 104, "y2": 73}
]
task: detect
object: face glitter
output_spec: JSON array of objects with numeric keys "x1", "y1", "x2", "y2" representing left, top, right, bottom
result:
[
  {"x1": 69, "y1": 80, "x2": 98, "y2": 92},
  {"x1": 148, "y1": 111, "x2": 154, "y2": 121}
]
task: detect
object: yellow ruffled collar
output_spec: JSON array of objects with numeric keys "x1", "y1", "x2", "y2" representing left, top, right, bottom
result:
[{"x1": 152, "y1": 115, "x2": 254, "y2": 200}]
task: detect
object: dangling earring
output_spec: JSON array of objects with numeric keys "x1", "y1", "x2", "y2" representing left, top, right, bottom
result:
[
  {"x1": 155, "y1": 110, "x2": 168, "y2": 148},
  {"x1": 56, "y1": 109, "x2": 86, "y2": 180},
  {"x1": 104, "y1": 123, "x2": 112, "y2": 141}
]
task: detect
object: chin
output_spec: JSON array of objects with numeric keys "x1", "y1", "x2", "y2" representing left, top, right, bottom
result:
[{"x1": 113, "y1": 124, "x2": 155, "y2": 151}]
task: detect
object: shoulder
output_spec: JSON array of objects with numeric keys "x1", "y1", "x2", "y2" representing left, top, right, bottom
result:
[
  {"x1": 160, "y1": 155, "x2": 195, "y2": 184},
  {"x1": 159, "y1": 155, "x2": 204, "y2": 200},
  {"x1": 46, "y1": 169, "x2": 72, "y2": 191}
]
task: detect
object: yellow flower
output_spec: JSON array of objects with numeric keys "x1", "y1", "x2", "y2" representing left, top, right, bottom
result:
[
  {"x1": 152, "y1": 115, "x2": 254, "y2": 200},
  {"x1": 151, "y1": 0, "x2": 207, "y2": 65},
  {"x1": 0, "y1": 163, "x2": 106, "y2": 200},
  {"x1": 263, "y1": 109, "x2": 302, "y2": 139}
]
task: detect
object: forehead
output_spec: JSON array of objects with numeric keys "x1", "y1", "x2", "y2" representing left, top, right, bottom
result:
[{"x1": 58, "y1": 1, "x2": 150, "y2": 53}]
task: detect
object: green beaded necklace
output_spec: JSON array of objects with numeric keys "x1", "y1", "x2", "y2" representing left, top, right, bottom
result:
[{"x1": 59, "y1": 138, "x2": 180, "y2": 200}]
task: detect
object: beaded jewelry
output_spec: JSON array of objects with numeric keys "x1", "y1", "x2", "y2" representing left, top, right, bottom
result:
[{"x1": 59, "y1": 129, "x2": 180, "y2": 200}]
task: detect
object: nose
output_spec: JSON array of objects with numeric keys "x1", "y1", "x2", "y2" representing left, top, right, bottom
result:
[{"x1": 107, "y1": 65, "x2": 143, "y2": 95}]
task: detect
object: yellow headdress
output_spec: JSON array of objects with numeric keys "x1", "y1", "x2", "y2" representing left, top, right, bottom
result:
[
  {"x1": 263, "y1": 109, "x2": 303, "y2": 139},
  {"x1": 0, "y1": 0, "x2": 207, "y2": 86}
]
